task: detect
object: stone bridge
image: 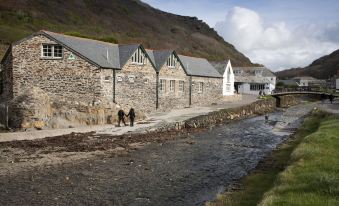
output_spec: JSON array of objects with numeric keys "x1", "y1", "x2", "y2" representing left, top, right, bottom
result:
[{"x1": 270, "y1": 91, "x2": 338, "y2": 107}]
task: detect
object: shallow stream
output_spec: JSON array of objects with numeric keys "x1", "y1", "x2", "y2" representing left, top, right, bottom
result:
[{"x1": 0, "y1": 104, "x2": 316, "y2": 206}]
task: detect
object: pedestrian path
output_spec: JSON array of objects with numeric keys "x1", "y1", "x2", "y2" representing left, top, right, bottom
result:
[{"x1": 0, "y1": 95, "x2": 258, "y2": 142}]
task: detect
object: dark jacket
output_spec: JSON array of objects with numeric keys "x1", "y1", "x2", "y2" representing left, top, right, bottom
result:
[
  {"x1": 118, "y1": 110, "x2": 125, "y2": 118},
  {"x1": 127, "y1": 109, "x2": 136, "y2": 119}
]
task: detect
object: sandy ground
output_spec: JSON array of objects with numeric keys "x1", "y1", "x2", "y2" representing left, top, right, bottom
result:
[
  {"x1": 0, "y1": 103, "x2": 318, "y2": 206},
  {"x1": 0, "y1": 95, "x2": 258, "y2": 142}
]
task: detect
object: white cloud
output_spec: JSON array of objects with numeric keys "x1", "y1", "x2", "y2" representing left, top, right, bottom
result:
[{"x1": 215, "y1": 7, "x2": 339, "y2": 71}]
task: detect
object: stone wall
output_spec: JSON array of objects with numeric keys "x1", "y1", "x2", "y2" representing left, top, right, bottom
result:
[
  {"x1": 185, "y1": 99, "x2": 276, "y2": 128},
  {"x1": 11, "y1": 35, "x2": 103, "y2": 104},
  {"x1": 277, "y1": 95, "x2": 301, "y2": 108},
  {"x1": 0, "y1": 49, "x2": 13, "y2": 103},
  {"x1": 191, "y1": 76, "x2": 223, "y2": 106},
  {"x1": 158, "y1": 59, "x2": 190, "y2": 111},
  {"x1": 115, "y1": 57, "x2": 157, "y2": 114}
]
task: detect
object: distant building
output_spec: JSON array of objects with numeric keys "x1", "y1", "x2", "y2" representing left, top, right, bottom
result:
[
  {"x1": 233, "y1": 67, "x2": 276, "y2": 95},
  {"x1": 292, "y1": 76, "x2": 326, "y2": 88},
  {"x1": 336, "y1": 70, "x2": 339, "y2": 90},
  {"x1": 211, "y1": 60, "x2": 235, "y2": 96}
]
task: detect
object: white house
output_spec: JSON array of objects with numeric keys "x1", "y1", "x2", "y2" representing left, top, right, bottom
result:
[
  {"x1": 211, "y1": 60, "x2": 235, "y2": 96},
  {"x1": 233, "y1": 67, "x2": 276, "y2": 95}
]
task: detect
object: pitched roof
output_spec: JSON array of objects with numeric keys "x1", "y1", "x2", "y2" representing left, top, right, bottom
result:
[
  {"x1": 292, "y1": 76, "x2": 317, "y2": 80},
  {"x1": 210, "y1": 60, "x2": 230, "y2": 75},
  {"x1": 178, "y1": 55, "x2": 222, "y2": 78},
  {"x1": 146, "y1": 49, "x2": 174, "y2": 71},
  {"x1": 233, "y1": 67, "x2": 276, "y2": 77},
  {"x1": 37, "y1": 31, "x2": 141, "y2": 69}
]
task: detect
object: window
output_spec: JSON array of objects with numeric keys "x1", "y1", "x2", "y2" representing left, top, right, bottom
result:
[
  {"x1": 226, "y1": 67, "x2": 231, "y2": 83},
  {"x1": 226, "y1": 83, "x2": 231, "y2": 91},
  {"x1": 255, "y1": 70, "x2": 262, "y2": 76},
  {"x1": 198, "y1": 82, "x2": 203, "y2": 93},
  {"x1": 169, "y1": 80, "x2": 175, "y2": 92},
  {"x1": 250, "y1": 84, "x2": 265, "y2": 91},
  {"x1": 131, "y1": 47, "x2": 145, "y2": 64},
  {"x1": 117, "y1": 76, "x2": 123, "y2": 82},
  {"x1": 234, "y1": 70, "x2": 242, "y2": 75},
  {"x1": 179, "y1": 81, "x2": 185, "y2": 92},
  {"x1": 128, "y1": 76, "x2": 135, "y2": 83},
  {"x1": 42, "y1": 44, "x2": 63, "y2": 58},
  {"x1": 167, "y1": 54, "x2": 176, "y2": 68},
  {"x1": 160, "y1": 79, "x2": 166, "y2": 92}
]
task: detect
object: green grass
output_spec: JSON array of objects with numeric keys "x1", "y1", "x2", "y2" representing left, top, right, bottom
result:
[
  {"x1": 208, "y1": 110, "x2": 332, "y2": 206},
  {"x1": 259, "y1": 113, "x2": 339, "y2": 206}
]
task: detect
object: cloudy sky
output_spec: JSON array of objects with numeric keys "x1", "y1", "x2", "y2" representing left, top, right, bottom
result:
[{"x1": 142, "y1": 0, "x2": 339, "y2": 71}]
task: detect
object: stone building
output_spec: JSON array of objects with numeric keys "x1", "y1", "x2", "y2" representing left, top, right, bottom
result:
[
  {"x1": 233, "y1": 67, "x2": 276, "y2": 95},
  {"x1": 0, "y1": 30, "x2": 223, "y2": 128}
]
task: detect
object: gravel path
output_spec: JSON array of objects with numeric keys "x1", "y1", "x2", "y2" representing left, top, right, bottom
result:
[{"x1": 0, "y1": 103, "x2": 316, "y2": 206}]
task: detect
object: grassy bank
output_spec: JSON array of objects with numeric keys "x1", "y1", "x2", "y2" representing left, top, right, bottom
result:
[
  {"x1": 208, "y1": 110, "x2": 334, "y2": 206},
  {"x1": 259, "y1": 113, "x2": 339, "y2": 205}
]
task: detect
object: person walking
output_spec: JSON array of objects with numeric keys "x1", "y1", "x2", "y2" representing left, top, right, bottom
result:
[
  {"x1": 329, "y1": 94, "x2": 334, "y2": 104},
  {"x1": 117, "y1": 109, "x2": 127, "y2": 127},
  {"x1": 127, "y1": 108, "x2": 136, "y2": 127}
]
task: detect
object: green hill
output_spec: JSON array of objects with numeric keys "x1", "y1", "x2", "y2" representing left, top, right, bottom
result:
[
  {"x1": 0, "y1": 0, "x2": 254, "y2": 66},
  {"x1": 276, "y1": 49, "x2": 339, "y2": 79}
]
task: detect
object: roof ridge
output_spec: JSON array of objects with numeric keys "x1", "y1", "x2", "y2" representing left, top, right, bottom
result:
[{"x1": 42, "y1": 30, "x2": 141, "y2": 47}]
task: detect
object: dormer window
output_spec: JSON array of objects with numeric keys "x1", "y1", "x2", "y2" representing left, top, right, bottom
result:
[
  {"x1": 42, "y1": 44, "x2": 63, "y2": 59},
  {"x1": 234, "y1": 70, "x2": 242, "y2": 75},
  {"x1": 255, "y1": 70, "x2": 262, "y2": 76},
  {"x1": 167, "y1": 54, "x2": 176, "y2": 68},
  {"x1": 131, "y1": 47, "x2": 145, "y2": 64}
]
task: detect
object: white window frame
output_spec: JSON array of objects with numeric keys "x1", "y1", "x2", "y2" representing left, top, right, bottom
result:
[
  {"x1": 179, "y1": 81, "x2": 185, "y2": 92},
  {"x1": 117, "y1": 76, "x2": 123, "y2": 82},
  {"x1": 131, "y1": 47, "x2": 145, "y2": 65},
  {"x1": 128, "y1": 75, "x2": 135, "y2": 83},
  {"x1": 166, "y1": 54, "x2": 176, "y2": 68},
  {"x1": 226, "y1": 83, "x2": 231, "y2": 91},
  {"x1": 159, "y1": 79, "x2": 166, "y2": 92},
  {"x1": 169, "y1": 80, "x2": 175, "y2": 92},
  {"x1": 41, "y1": 44, "x2": 63, "y2": 59},
  {"x1": 198, "y1": 82, "x2": 203, "y2": 93}
]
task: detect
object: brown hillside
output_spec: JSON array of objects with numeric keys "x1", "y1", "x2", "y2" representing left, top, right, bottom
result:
[
  {"x1": 276, "y1": 49, "x2": 339, "y2": 79},
  {"x1": 0, "y1": 0, "x2": 254, "y2": 66}
]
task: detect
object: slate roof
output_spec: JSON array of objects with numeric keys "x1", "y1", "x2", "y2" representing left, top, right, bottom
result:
[
  {"x1": 233, "y1": 67, "x2": 276, "y2": 77},
  {"x1": 210, "y1": 60, "x2": 230, "y2": 75},
  {"x1": 292, "y1": 76, "x2": 317, "y2": 81},
  {"x1": 146, "y1": 49, "x2": 174, "y2": 71},
  {"x1": 40, "y1": 31, "x2": 141, "y2": 69},
  {"x1": 178, "y1": 55, "x2": 222, "y2": 78},
  {"x1": 233, "y1": 67, "x2": 275, "y2": 84}
]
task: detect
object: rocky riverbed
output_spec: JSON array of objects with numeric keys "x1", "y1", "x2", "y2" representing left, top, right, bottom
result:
[{"x1": 0, "y1": 103, "x2": 317, "y2": 206}]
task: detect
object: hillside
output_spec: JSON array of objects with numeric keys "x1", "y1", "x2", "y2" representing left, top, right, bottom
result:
[
  {"x1": 276, "y1": 49, "x2": 339, "y2": 79},
  {"x1": 0, "y1": 0, "x2": 254, "y2": 66}
]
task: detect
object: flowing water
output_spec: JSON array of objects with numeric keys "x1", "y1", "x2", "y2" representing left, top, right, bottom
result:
[{"x1": 0, "y1": 104, "x2": 316, "y2": 206}]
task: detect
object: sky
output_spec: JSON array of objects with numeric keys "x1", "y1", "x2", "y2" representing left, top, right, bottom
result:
[{"x1": 141, "y1": 0, "x2": 339, "y2": 71}]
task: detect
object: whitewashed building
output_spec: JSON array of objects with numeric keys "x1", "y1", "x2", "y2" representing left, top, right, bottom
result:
[
  {"x1": 233, "y1": 67, "x2": 276, "y2": 95},
  {"x1": 211, "y1": 60, "x2": 235, "y2": 96}
]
